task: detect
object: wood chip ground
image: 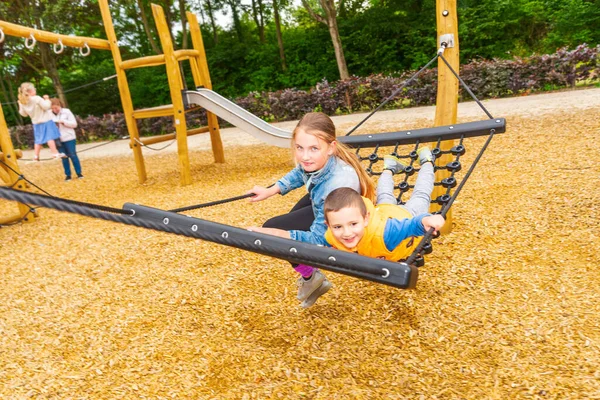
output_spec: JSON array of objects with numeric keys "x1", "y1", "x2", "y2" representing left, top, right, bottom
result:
[{"x1": 0, "y1": 96, "x2": 599, "y2": 398}]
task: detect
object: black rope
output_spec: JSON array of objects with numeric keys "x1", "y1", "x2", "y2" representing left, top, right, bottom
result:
[
  {"x1": 169, "y1": 192, "x2": 256, "y2": 213},
  {"x1": 0, "y1": 158, "x2": 54, "y2": 197},
  {"x1": 0, "y1": 186, "x2": 417, "y2": 289},
  {"x1": 345, "y1": 52, "x2": 440, "y2": 136},
  {"x1": 438, "y1": 54, "x2": 494, "y2": 119},
  {"x1": 169, "y1": 183, "x2": 277, "y2": 213},
  {"x1": 1, "y1": 75, "x2": 117, "y2": 106},
  {"x1": 405, "y1": 128, "x2": 496, "y2": 266}
]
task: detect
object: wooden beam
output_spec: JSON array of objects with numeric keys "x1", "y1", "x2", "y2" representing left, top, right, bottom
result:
[
  {"x1": 187, "y1": 11, "x2": 224, "y2": 163},
  {"x1": 98, "y1": 0, "x2": 147, "y2": 184},
  {"x1": 121, "y1": 54, "x2": 166, "y2": 70},
  {"x1": 152, "y1": 3, "x2": 192, "y2": 185},
  {"x1": 136, "y1": 126, "x2": 210, "y2": 146},
  {"x1": 0, "y1": 20, "x2": 110, "y2": 50},
  {"x1": 0, "y1": 103, "x2": 33, "y2": 222},
  {"x1": 433, "y1": 0, "x2": 459, "y2": 233}
]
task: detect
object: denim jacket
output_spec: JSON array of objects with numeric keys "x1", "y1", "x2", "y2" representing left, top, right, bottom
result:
[{"x1": 276, "y1": 156, "x2": 360, "y2": 245}]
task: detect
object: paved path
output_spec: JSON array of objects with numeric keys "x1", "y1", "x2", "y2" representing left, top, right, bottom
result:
[{"x1": 20, "y1": 87, "x2": 600, "y2": 160}]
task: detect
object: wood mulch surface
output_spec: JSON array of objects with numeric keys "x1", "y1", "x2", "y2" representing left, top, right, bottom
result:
[{"x1": 0, "y1": 104, "x2": 599, "y2": 398}]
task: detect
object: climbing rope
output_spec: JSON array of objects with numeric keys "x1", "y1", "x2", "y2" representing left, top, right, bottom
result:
[{"x1": 133, "y1": 137, "x2": 177, "y2": 152}]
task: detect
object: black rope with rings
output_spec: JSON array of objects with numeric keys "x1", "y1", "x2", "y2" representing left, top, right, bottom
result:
[
  {"x1": 405, "y1": 127, "x2": 497, "y2": 267},
  {"x1": 0, "y1": 186, "x2": 417, "y2": 289}
]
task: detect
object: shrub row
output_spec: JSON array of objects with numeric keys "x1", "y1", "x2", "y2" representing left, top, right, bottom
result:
[{"x1": 9, "y1": 44, "x2": 598, "y2": 149}]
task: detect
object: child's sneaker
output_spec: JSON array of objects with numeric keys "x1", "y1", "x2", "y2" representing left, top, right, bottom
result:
[
  {"x1": 383, "y1": 155, "x2": 408, "y2": 174},
  {"x1": 77, "y1": 174, "x2": 84, "y2": 179},
  {"x1": 64, "y1": 176, "x2": 72, "y2": 182},
  {"x1": 53, "y1": 152, "x2": 68, "y2": 159},
  {"x1": 417, "y1": 146, "x2": 433, "y2": 165},
  {"x1": 296, "y1": 269, "x2": 326, "y2": 301},
  {"x1": 301, "y1": 279, "x2": 332, "y2": 308}
]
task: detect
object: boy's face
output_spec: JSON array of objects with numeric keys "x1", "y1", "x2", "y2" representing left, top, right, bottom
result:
[{"x1": 326, "y1": 206, "x2": 369, "y2": 249}]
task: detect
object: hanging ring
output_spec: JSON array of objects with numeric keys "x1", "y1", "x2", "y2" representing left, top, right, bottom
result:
[
  {"x1": 79, "y1": 42, "x2": 90, "y2": 57},
  {"x1": 25, "y1": 33, "x2": 36, "y2": 50},
  {"x1": 0, "y1": 28, "x2": 5, "y2": 44},
  {"x1": 53, "y1": 39, "x2": 64, "y2": 54}
]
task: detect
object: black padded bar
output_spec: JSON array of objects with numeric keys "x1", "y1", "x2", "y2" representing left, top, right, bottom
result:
[
  {"x1": 338, "y1": 118, "x2": 506, "y2": 148},
  {"x1": 125, "y1": 203, "x2": 418, "y2": 289}
]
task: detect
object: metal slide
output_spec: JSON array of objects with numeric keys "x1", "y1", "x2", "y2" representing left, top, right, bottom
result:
[{"x1": 184, "y1": 89, "x2": 293, "y2": 148}]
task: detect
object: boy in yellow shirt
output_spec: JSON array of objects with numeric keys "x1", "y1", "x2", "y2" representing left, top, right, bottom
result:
[{"x1": 323, "y1": 147, "x2": 445, "y2": 261}]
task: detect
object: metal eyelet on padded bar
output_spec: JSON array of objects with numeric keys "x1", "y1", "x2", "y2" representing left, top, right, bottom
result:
[
  {"x1": 163, "y1": 217, "x2": 169, "y2": 224},
  {"x1": 128, "y1": 209, "x2": 135, "y2": 216},
  {"x1": 290, "y1": 247, "x2": 297, "y2": 253},
  {"x1": 53, "y1": 39, "x2": 64, "y2": 54},
  {"x1": 222, "y1": 232, "x2": 229, "y2": 239},
  {"x1": 254, "y1": 239, "x2": 262, "y2": 246},
  {"x1": 328, "y1": 256, "x2": 336, "y2": 262},
  {"x1": 191, "y1": 225, "x2": 198, "y2": 232},
  {"x1": 25, "y1": 34, "x2": 36, "y2": 49},
  {"x1": 382, "y1": 268, "x2": 390, "y2": 278}
]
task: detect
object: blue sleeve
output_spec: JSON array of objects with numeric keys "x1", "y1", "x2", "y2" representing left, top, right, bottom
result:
[
  {"x1": 288, "y1": 173, "x2": 359, "y2": 246},
  {"x1": 383, "y1": 214, "x2": 428, "y2": 251},
  {"x1": 289, "y1": 195, "x2": 328, "y2": 245},
  {"x1": 276, "y1": 167, "x2": 304, "y2": 195}
]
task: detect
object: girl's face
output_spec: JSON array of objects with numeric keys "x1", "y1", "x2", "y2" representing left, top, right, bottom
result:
[
  {"x1": 294, "y1": 128, "x2": 334, "y2": 172},
  {"x1": 28, "y1": 86, "x2": 36, "y2": 95}
]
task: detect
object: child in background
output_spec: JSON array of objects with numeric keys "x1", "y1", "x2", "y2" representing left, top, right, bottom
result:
[
  {"x1": 323, "y1": 147, "x2": 445, "y2": 261},
  {"x1": 247, "y1": 112, "x2": 375, "y2": 308},
  {"x1": 17, "y1": 82, "x2": 66, "y2": 161},
  {"x1": 51, "y1": 98, "x2": 83, "y2": 181}
]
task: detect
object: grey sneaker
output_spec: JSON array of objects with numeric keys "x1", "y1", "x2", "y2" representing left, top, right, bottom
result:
[
  {"x1": 383, "y1": 155, "x2": 407, "y2": 174},
  {"x1": 417, "y1": 146, "x2": 433, "y2": 165},
  {"x1": 296, "y1": 270, "x2": 326, "y2": 301},
  {"x1": 301, "y1": 279, "x2": 333, "y2": 308}
]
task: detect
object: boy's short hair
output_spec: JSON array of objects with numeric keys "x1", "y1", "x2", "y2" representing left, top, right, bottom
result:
[
  {"x1": 50, "y1": 98, "x2": 63, "y2": 107},
  {"x1": 324, "y1": 188, "x2": 367, "y2": 222}
]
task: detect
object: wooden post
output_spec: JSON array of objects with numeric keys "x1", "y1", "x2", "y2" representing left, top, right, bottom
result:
[
  {"x1": 98, "y1": 0, "x2": 147, "y2": 184},
  {"x1": 0, "y1": 103, "x2": 34, "y2": 223},
  {"x1": 187, "y1": 12, "x2": 225, "y2": 164},
  {"x1": 432, "y1": 0, "x2": 459, "y2": 234},
  {"x1": 151, "y1": 4, "x2": 192, "y2": 185}
]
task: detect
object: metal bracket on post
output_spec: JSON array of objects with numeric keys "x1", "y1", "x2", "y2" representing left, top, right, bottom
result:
[{"x1": 439, "y1": 34, "x2": 455, "y2": 49}]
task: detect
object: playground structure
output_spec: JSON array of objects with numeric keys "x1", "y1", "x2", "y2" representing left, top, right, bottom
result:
[{"x1": 0, "y1": 0, "x2": 461, "y2": 230}]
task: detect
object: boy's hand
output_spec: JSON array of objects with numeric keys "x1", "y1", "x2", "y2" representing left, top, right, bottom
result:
[
  {"x1": 42, "y1": 94, "x2": 50, "y2": 100},
  {"x1": 422, "y1": 214, "x2": 445, "y2": 234}
]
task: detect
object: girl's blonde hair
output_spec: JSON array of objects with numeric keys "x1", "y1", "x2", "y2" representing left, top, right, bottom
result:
[
  {"x1": 18, "y1": 82, "x2": 35, "y2": 105},
  {"x1": 293, "y1": 112, "x2": 375, "y2": 201}
]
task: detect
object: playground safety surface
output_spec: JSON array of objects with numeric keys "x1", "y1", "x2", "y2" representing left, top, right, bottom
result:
[{"x1": 1, "y1": 88, "x2": 599, "y2": 398}]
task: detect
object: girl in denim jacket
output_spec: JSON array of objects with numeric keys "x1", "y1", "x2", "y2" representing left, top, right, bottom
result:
[{"x1": 248, "y1": 112, "x2": 375, "y2": 308}]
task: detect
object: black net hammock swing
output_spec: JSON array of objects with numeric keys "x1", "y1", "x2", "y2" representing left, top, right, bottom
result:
[{"x1": 0, "y1": 46, "x2": 505, "y2": 290}]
